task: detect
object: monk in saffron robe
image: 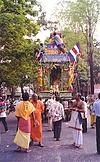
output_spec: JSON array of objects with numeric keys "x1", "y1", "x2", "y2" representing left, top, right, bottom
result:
[
  {"x1": 31, "y1": 94, "x2": 44, "y2": 147},
  {"x1": 14, "y1": 92, "x2": 35, "y2": 152}
]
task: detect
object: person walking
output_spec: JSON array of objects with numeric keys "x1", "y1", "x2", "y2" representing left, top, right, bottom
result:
[
  {"x1": 14, "y1": 92, "x2": 35, "y2": 153},
  {"x1": 48, "y1": 96, "x2": 65, "y2": 141},
  {"x1": 89, "y1": 96, "x2": 96, "y2": 128},
  {"x1": 62, "y1": 99, "x2": 70, "y2": 122},
  {"x1": 92, "y1": 93, "x2": 100, "y2": 154},
  {"x1": 46, "y1": 96, "x2": 55, "y2": 131},
  {"x1": 81, "y1": 96, "x2": 88, "y2": 133},
  {"x1": 31, "y1": 93, "x2": 44, "y2": 147},
  {"x1": 0, "y1": 97, "x2": 8, "y2": 133}
]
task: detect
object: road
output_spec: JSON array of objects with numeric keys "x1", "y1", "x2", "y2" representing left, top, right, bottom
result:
[{"x1": 0, "y1": 113, "x2": 100, "y2": 162}]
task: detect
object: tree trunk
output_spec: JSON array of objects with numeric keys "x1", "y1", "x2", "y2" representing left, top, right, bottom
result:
[
  {"x1": 11, "y1": 86, "x2": 15, "y2": 99},
  {"x1": 88, "y1": 17, "x2": 94, "y2": 94},
  {"x1": 20, "y1": 83, "x2": 24, "y2": 95}
]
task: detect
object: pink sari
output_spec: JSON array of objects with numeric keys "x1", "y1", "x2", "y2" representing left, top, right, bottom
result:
[{"x1": 18, "y1": 118, "x2": 31, "y2": 133}]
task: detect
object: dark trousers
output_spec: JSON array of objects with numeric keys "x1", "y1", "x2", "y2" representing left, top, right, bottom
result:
[
  {"x1": 16, "y1": 117, "x2": 20, "y2": 132},
  {"x1": 96, "y1": 117, "x2": 100, "y2": 153},
  {"x1": 53, "y1": 120, "x2": 62, "y2": 140},
  {"x1": 82, "y1": 118, "x2": 87, "y2": 133},
  {"x1": 64, "y1": 111, "x2": 71, "y2": 122},
  {"x1": 0, "y1": 117, "x2": 8, "y2": 131}
]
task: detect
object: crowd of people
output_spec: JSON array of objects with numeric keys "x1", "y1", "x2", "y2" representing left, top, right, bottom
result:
[{"x1": 0, "y1": 92, "x2": 100, "y2": 154}]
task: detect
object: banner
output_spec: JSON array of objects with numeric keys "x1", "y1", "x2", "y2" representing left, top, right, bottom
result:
[{"x1": 42, "y1": 54, "x2": 68, "y2": 63}]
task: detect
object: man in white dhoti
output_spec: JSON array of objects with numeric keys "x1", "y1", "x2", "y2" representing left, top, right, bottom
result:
[{"x1": 69, "y1": 93, "x2": 85, "y2": 148}]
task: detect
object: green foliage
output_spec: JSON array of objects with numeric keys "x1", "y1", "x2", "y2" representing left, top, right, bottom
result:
[
  {"x1": 55, "y1": 0, "x2": 100, "y2": 90},
  {"x1": 63, "y1": 28, "x2": 86, "y2": 50},
  {"x1": 62, "y1": 27, "x2": 88, "y2": 81},
  {"x1": 93, "y1": 47, "x2": 100, "y2": 84},
  {"x1": 57, "y1": 0, "x2": 100, "y2": 33},
  {"x1": 0, "y1": 0, "x2": 41, "y2": 92}
]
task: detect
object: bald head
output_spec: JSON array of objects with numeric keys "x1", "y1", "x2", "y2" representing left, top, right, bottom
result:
[
  {"x1": 32, "y1": 93, "x2": 38, "y2": 101},
  {"x1": 75, "y1": 93, "x2": 82, "y2": 101}
]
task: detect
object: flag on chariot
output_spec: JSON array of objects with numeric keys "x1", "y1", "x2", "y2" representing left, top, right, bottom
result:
[{"x1": 67, "y1": 42, "x2": 81, "y2": 62}]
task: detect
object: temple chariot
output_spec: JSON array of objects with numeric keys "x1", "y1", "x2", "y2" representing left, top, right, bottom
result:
[{"x1": 37, "y1": 32, "x2": 75, "y2": 99}]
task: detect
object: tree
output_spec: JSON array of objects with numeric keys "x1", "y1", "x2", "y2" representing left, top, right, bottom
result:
[
  {"x1": 0, "y1": 0, "x2": 41, "y2": 97},
  {"x1": 93, "y1": 46, "x2": 100, "y2": 84},
  {"x1": 55, "y1": 0, "x2": 100, "y2": 94},
  {"x1": 62, "y1": 27, "x2": 89, "y2": 94}
]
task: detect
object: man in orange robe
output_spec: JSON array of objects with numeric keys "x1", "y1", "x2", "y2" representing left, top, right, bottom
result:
[{"x1": 31, "y1": 94, "x2": 44, "y2": 147}]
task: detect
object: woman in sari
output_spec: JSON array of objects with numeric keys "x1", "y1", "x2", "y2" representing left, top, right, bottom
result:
[{"x1": 14, "y1": 92, "x2": 35, "y2": 152}]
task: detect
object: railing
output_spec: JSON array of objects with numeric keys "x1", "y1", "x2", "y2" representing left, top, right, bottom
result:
[{"x1": 40, "y1": 91, "x2": 72, "y2": 99}]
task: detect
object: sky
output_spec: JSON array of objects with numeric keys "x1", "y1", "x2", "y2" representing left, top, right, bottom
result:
[
  {"x1": 35, "y1": 0, "x2": 58, "y2": 42},
  {"x1": 36, "y1": 0, "x2": 100, "y2": 42},
  {"x1": 38, "y1": 0, "x2": 58, "y2": 19}
]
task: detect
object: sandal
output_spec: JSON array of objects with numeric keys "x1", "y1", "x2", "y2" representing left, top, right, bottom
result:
[
  {"x1": 26, "y1": 149, "x2": 31, "y2": 153},
  {"x1": 15, "y1": 147, "x2": 21, "y2": 152},
  {"x1": 75, "y1": 145, "x2": 82, "y2": 149},
  {"x1": 20, "y1": 148, "x2": 31, "y2": 153},
  {"x1": 72, "y1": 143, "x2": 75, "y2": 146}
]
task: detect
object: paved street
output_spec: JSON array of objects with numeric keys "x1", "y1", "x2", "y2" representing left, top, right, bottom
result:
[{"x1": 0, "y1": 113, "x2": 100, "y2": 162}]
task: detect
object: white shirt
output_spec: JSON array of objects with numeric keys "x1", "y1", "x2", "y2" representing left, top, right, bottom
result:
[
  {"x1": 54, "y1": 35, "x2": 63, "y2": 45},
  {"x1": 62, "y1": 101, "x2": 68, "y2": 110},
  {"x1": 83, "y1": 101, "x2": 87, "y2": 118},
  {"x1": 0, "y1": 111, "x2": 6, "y2": 118},
  {"x1": 49, "y1": 101, "x2": 65, "y2": 122},
  {"x1": 46, "y1": 98, "x2": 55, "y2": 111}
]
